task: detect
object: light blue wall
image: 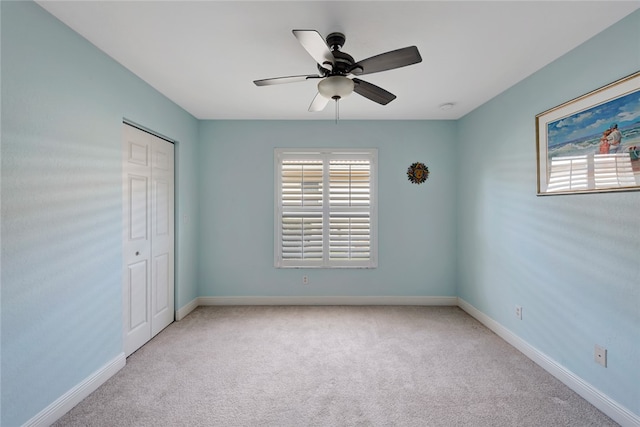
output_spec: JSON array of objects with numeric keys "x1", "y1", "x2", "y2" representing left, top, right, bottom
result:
[
  {"x1": 197, "y1": 120, "x2": 458, "y2": 298},
  {"x1": 456, "y1": 10, "x2": 640, "y2": 416},
  {"x1": 0, "y1": 2, "x2": 199, "y2": 426}
]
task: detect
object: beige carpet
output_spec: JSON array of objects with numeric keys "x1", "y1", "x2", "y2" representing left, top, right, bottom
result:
[{"x1": 54, "y1": 306, "x2": 617, "y2": 426}]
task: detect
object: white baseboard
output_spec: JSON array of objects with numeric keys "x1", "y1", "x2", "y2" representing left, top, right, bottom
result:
[
  {"x1": 197, "y1": 295, "x2": 458, "y2": 307},
  {"x1": 23, "y1": 353, "x2": 126, "y2": 427},
  {"x1": 457, "y1": 298, "x2": 640, "y2": 427},
  {"x1": 175, "y1": 297, "x2": 199, "y2": 321}
]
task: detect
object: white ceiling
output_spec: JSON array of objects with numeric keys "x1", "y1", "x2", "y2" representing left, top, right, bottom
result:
[{"x1": 37, "y1": 1, "x2": 639, "y2": 120}]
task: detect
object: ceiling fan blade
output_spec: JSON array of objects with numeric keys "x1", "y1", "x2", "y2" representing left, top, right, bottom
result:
[
  {"x1": 350, "y1": 46, "x2": 422, "y2": 76},
  {"x1": 254, "y1": 74, "x2": 321, "y2": 86},
  {"x1": 352, "y1": 78, "x2": 397, "y2": 105},
  {"x1": 308, "y1": 92, "x2": 330, "y2": 112},
  {"x1": 292, "y1": 30, "x2": 335, "y2": 70}
]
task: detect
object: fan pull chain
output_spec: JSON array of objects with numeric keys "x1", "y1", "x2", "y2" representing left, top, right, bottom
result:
[{"x1": 335, "y1": 98, "x2": 340, "y2": 124}]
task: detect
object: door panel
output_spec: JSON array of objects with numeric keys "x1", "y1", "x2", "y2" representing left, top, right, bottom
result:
[
  {"x1": 154, "y1": 180, "x2": 169, "y2": 236},
  {"x1": 128, "y1": 260, "x2": 148, "y2": 330},
  {"x1": 128, "y1": 141, "x2": 149, "y2": 166},
  {"x1": 154, "y1": 253, "x2": 169, "y2": 314},
  {"x1": 129, "y1": 176, "x2": 148, "y2": 240},
  {"x1": 153, "y1": 147, "x2": 169, "y2": 170}
]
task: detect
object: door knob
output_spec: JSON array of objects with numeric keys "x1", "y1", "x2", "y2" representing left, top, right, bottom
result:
[{"x1": 135, "y1": 251, "x2": 140, "y2": 256}]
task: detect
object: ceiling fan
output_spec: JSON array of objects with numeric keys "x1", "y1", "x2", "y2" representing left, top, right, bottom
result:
[{"x1": 253, "y1": 30, "x2": 422, "y2": 112}]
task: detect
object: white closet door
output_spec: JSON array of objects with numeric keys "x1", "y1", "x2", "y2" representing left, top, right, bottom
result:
[{"x1": 122, "y1": 124, "x2": 174, "y2": 356}]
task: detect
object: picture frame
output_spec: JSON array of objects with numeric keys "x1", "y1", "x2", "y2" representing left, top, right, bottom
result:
[{"x1": 536, "y1": 71, "x2": 640, "y2": 195}]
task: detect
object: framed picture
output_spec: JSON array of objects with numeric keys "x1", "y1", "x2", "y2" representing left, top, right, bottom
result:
[{"x1": 536, "y1": 71, "x2": 640, "y2": 195}]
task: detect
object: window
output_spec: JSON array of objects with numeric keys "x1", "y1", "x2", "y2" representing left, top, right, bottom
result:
[{"x1": 275, "y1": 148, "x2": 377, "y2": 268}]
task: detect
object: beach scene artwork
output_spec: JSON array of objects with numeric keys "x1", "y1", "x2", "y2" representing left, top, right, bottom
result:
[
  {"x1": 537, "y1": 72, "x2": 640, "y2": 194},
  {"x1": 546, "y1": 89, "x2": 640, "y2": 161}
]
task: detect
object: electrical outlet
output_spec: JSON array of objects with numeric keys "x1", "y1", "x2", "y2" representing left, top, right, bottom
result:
[
  {"x1": 515, "y1": 305, "x2": 523, "y2": 320},
  {"x1": 302, "y1": 275, "x2": 309, "y2": 285},
  {"x1": 594, "y1": 344, "x2": 607, "y2": 367}
]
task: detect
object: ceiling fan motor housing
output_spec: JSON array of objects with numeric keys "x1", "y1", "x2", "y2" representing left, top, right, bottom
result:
[{"x1": 317, "y1": 32, "x2": 358, "y2": 76}]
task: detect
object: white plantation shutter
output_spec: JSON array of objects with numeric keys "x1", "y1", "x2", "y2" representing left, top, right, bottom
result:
[
  {"x1": 281, "y1": 160, "x2": 323, "y2": 261},
  {"x1": 275, "y1": 149, "x2": 377, "y2": 268},
  {"x1": 329, "y1": 160, "x2": 371, "y2": 261}
]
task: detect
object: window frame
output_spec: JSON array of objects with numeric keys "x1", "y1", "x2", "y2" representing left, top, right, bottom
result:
[{"x1": 274, "y1": 148, "x2": 378, "y2": 269}]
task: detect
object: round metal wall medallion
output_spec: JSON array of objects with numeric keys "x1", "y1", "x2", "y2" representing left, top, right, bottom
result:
[{"x1": 407, "y1": 162, "x2": 429, "y2": 184}]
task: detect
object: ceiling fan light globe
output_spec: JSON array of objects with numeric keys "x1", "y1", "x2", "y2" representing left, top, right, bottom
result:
[{"x1": 318, "y1": 76, "x2": 354, "y2": 99}]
